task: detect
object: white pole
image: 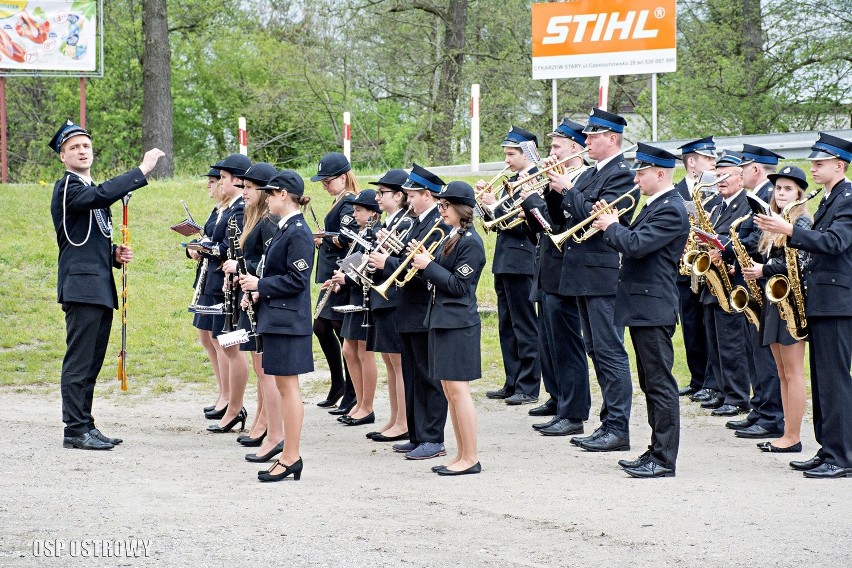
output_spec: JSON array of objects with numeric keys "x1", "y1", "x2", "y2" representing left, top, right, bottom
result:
[
  {"x1": 551, "y1": 79, "x2": 558, "y2": 130},
  {"x1": 598, "y1": 75, "x2": 609, "y2": 110},
  {"x1": 651, "y1": 73, "x2": 658, "y2": 141},
  {"x1": 470, "y1": 84, "x2": 480, "y2": 173},
  {"x1": 343, "y1": 111, "x2": 351, "y2": 161},
  {"x1": 238, "y1": 116, "x2": 247, "y2": 156}
]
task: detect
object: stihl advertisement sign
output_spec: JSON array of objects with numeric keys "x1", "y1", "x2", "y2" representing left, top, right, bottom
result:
[{"x1": 532, "y1": 0, "x2": 677, "y2": 79}]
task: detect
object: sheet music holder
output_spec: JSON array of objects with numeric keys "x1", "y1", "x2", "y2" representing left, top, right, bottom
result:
[
  {"x1": 693, "y1": 228, "x2": 726, "y2": 251},
  {"x1": 746, "y1": 192, "x2": 772, "y2": 216},
  {"x1": 171, "y1": 200, "x2": 203, "y2": 236}
]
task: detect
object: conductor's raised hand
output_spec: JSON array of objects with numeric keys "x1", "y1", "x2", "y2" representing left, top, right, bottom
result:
[{"x1": 139, "y1": 148, "x2": 166, "y2": 176}]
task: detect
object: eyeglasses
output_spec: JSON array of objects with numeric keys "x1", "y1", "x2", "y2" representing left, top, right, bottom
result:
[
  {"x1": 377, "y1": 190, "x2": 395, "y2": 195},
  {"x1": 320, "y1": 176, "x2": 340, "y2": 186},
  {"x1": 234, "y1": 184, "x2": 245, "y2": 189},
  {"x1": 437, "y1": 202, "x2": 451, "y2": 211}
]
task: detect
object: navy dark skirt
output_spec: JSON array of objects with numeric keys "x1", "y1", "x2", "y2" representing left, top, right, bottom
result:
[
  {"x1": 759, "y1": 301, "x2": 799, "y2": 347},
  {"x1": 316, "y1": 287, "x2": 346, "y2": 321},
  {"x1": 367, "y1": 308, "x2": 401, "y2": 353},
  {"x1": 428, "y1": 324, "x2": 481, "y2": 381},
  {"x1": 261, "y1": 334, "x2": 314, "y2": 376},
  {"x1": 237, "y1": 309, "x2": 259, "y2": 353},
  {"x1": 192, "y1": 293, "x2": 226, "y2": 337},
  {"x1": 341, "y1": 310, "x2": 369, "y2": 341}
]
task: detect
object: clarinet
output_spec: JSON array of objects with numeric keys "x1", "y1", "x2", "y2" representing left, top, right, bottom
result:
[
  {"x1": 233, "y1": 228, "x2": 262, "y2": 353},
  {"x1": 360, "y1": 220, "x2": 377, "y2": 328},
  {"x1": 221, "y1": 217, "x2": 239, "y2": 333}
]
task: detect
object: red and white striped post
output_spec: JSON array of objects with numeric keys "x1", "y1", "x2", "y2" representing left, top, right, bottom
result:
[
  {"x1": 598, "y1": 75, "x2": 609, "y2": 111},
  {"x1": 470, "y1": 84, "x2": 480, "y2": 173},
  {"x1": 238, "y1": 117, "x2": 248, "y2": 156},
  {"x1": 343, "y1": 112, "x2": 351, "y2": 161}
]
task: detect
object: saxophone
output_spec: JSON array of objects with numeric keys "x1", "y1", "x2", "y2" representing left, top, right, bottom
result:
[
  {"x1": 764, "y1": 188, "x2": 823, "y2": 340},
  {"x1": 681, "y1": 175, "x2": 730, "y2": 283},
  {"x1": 729, "y1": 215, "x2": 762, "y2": 330},
  {"x1": 689, "y1": 175, "x2": 737, "y2": 312}
]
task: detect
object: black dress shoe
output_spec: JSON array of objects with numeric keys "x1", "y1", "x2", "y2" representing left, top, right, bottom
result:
[
  {"x1": 63, "y1": 432, "x2": 113, "y2": 450},
  {"x1": 205, "y1": 405, "x2": 228, "y2": 420},
  {"x1": 690, "y1": 388, "x2": 713, "y2": 402},
  {"x1": 317, "y1": 390, "x2": 344, "y2": 408},
  {"x1": 700, "y1": 394, "x2": 725, "y2": 409},
  {"x1": 207, "y1": 408, "x2": 247, "y2": 433},
  {"x1": 678, "y1": 385, "x2": 699, "y2": 397},
  {"x1": 528, "y1": 398, "x2": 557, "y2": 416},
  {"x1": 344, "y1": 412, "x2": 375, "y2": 426},
  {"x1": 435, "y1": 462, "x2": 482, "y2": 476},
  {"x1": 258, "y1": 457, "x2": 303, "y2": 482},
  {"x1": 203, "y1": 405, "x2": 216, "y2": 413},
  {"x1": 505, "y1": 393, "x2": 538, "y2": 405},
  {"x1": 239, "y1": 431, "x2": 267, "y2": 447},
  {"x1": 725, "y1": 418, "x2": 754, "y2": 430},
  {"x1": 90, "y1": 428, "x2": 123, "y2": 445},
  {"x1": 790, "y1": 454, "x2": 824, "y2": 471},
  {"x1": 329, "y1": 403, "x2": 355, "y2": 416},
  {"x1": 623, "y1": 461, "x2": 675, "y2": 478},
  {"x1": 618, "y1": 449, "x2": 651, "y2": 469},
  {"x1": 337, "y1": 415, "x2": 352, "y2": 423},
  {"x1": 734, "y1": 424, "x2": 781, "y2": 438},
  {"x1": 711, "y1": 404, "x2": 747, "y2": 417},
  {"x1": 802, "y1": 462, "x2": 851, "y2": 479},
  {"x1": 571, "y1": 427, "x2": 605, "y2": 446},
  {"x1": 366, "y1": 431, "x2": 380, "y2": 439},
  {"x1": 580, "y1": 431, "x2": 630, "y2": 452},
  {"x1": 759, "y1": 441, "x2": 802, "y2": 453},
  {"x1": 486, "y1": 387, "x2": 511, "y2": 400},
  {"x1": 245, "y1": 441, "x2": 285, "y2": 463},
  {"x1": 532, "y1": 417, "x2": 560, "y2": 431},
  {"x1": 371, "y1": 432, "x2": 409, "y2": 442},
  {"x1": 539, "y1": 418, "x2": 583, "y2": 436}
]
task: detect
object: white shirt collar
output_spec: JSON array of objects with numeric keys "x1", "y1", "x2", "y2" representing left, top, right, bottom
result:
[
  {"x1": 645, "y1": 185, "x2": 675, "y2": 206},
  {"x1": 724, "y1": 189, "x2": 744, "y2": 206},
  {"x1": 384, "y1": 209, "x2": 402, "y2": 227},
  {"x1": 418, "y1": 204, "x2": 437, "y2": 222},
  {"x1": 68, "y1": 170, "x2": 93, "y2": 186},
  {"x1": 278, "y1": 210, "x2": 301, "y2": 229},
  {"x1": 227, "y1": 193, "x2": 242, "y2": 208},
  {"x1": 595, "y1": 153, "x2": 620, "y2": 171}
]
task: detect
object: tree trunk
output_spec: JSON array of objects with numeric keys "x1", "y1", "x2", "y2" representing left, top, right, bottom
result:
[
  {"x1": 142, "y1": 0, "x2": 174, "y2": 177},
  {"x1": 427, "y1": 0, "x2": 468, "y2": 165}
]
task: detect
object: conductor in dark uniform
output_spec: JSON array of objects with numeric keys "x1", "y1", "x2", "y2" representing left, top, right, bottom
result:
[
  {"x1": 550, "y1": 108, "x2": 637, "y2": 452},
  {"x1": 756, "y1": 132, "x2": 852, "y2": 478},
  {"x1": 593, "y1": 144, "x2": 689, "y2": 477},
  {"x1": 480, "y1": 126, "x2": 541, "y2": 405},
  {"x1": 49, "y1": 120, "x2": 164, "y2": 450}
]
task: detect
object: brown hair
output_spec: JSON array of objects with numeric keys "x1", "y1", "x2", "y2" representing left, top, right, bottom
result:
[
  {"x1": 293, "y1": 194, "x2": 311, "y2": 207},
  {"x1": 758, "y1": 186, "x2": 813, "y2": 252},
  {"x1": 341, "y1": 171, "x2": 360, "y2": 195},
  {"x1": 441, "y1": 204, "x2": 474, "y2": 257},
  {"x1": 240, "y1": 184, "x2": 270, "y2": 248}
]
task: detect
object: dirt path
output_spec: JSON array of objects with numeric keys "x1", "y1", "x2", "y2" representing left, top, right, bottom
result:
[{"x1": 0, "y1": 376, "x2": 847, "y2": 567}]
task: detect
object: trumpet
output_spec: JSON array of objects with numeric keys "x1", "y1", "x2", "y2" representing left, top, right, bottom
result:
[
  {"x1": 549, "y1": 187, "x2": 638, "y2": 251},
  {"x1": 501, "y1": 149, "x2": 588, "y2": 194},
  {"x1": 371, "y1": 219, "x2": 446, "y2": 299}
]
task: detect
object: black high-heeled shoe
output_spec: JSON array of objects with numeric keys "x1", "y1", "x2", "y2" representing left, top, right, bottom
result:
[
  {"x1": 317, "y1": 390, "x2": 344, "y2": 408},
  {"x1": 206, "y1": 408, "x2": 247, "y2": 433},
  {"x1": 245, "y1": 441, "x2": 284, "y2": 462},
  {"x1": 205, "y1": 404, "x2": 228, "y2": 420},
  {"x1": 258, "y1": 457, "x2": 303, "y2": 482},
  {"x1": 239, "y1": 430, "x2": 267, "y2": 447}
]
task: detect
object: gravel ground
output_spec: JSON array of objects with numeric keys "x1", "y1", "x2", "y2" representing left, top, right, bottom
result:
[{"x1": 1, "y1": 374, "x2": 848, "y2": 567}]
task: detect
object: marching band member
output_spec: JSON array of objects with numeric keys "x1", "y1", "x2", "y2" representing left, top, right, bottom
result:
[
  {"x1": 370, "y1": 164, "x2": 450, "y2": 460},
  {"x1": 412, "y1": 182, "x2": 486, "y2": 475},
  {"x1": 756, "y1": 132, "x2": 852, "y2": 478},
  {"x1": 592, "y1": 143, "x2": 689, "y2": 477},
  {"x1": 331, "y1": 189, "x2": 381, "y2": 426},
  {"x1": 698, "y1": 153, "x2": 752, "y2": 417},
  {"x1": 239, "y1": 170, "x2": 314, "y2": 482},
  {"x1": 742, "y1": 165, "x2": 812, "y2": 453},
  {"x1": 203, "y1": 154, "x2": 251, "y2": 433},
  {"x1": 49, "y1": 119, "x2": 164, "y2": 450},
  {"x1": 520, "y1": 119, "x2": 592, "y2": 436},
  {"x1": 366, "y1": 170, "x2": 411, "y2": 442},
  {"x1": 480, "y1": 126, "x2": 541, "y2": 406},
  {"x1": 673, "y1": 137, "x2": 717, "y2": 402},
  {"x1": 222, "y1": 163, "x2": 285, "y2": 459},
  {"x1": 551, "y1": 108, "x2": 637, "y2": 452},
  {"x1": 311, "y1": 152, "x2": 360, "y2": 413}
]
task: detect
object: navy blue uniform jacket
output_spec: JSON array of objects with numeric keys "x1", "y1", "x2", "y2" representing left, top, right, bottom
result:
[
  {"x1": 315, "y1": 194, "x2": 359, "y2": 282},
  {"x1": 51, "y1": 168, "x2": 148, "y2": 309},
  {"x1": 422, "y1": 227, "x2": 486, "y2": 329}
]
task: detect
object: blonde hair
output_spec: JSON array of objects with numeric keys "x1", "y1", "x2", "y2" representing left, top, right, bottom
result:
[
  {"x1": 240, "y1": 185, "x2": 271, "y2": 248},
  {"x1": 758, "y1": 185, "x2": 812, "y2": 252},
  {"x1": 341, "y1": 170, "x2": 360, "y2": 195}
]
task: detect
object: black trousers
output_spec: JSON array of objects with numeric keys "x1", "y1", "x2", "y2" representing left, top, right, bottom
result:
[
  {"x1": 703, "y1": 304, "x2": 750, "y2": 408},
  {"x1": 677, "y1": 280, "x2": 714, "y2": 391},
  {"x1": 538, "y1": 304, "x2": 556, "y2": 402},
  {"x1": 744, "y1": 322, "x2": 784, "y2": 430},
  {"x1": 494, "y1": 274, "x2": 540, "y2": 397},
  {"x1": 630, "y1": 325, "x2": 680, "y2": 470},
  {"x1": 578, "y1": 295, "x2": 632, "y2": 437},
  {"x1": 312, "y1": 317, "x2": 354, "y2": 406},
  {"x1": 808, "y1": 316, "x2": 852, "y2": 468},
  {"x1": 60, "y1": 302, "x2": 113, "y2": 437},
  {"x1": 540, "y1": 291, "x2": 590, "y2": 421},
  {"x1": 400, "y1": 330, "x2": 447, "y2": 444}
]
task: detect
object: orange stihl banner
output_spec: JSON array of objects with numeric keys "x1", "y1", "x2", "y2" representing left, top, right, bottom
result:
[{"x1": 531, "y1": 0, "x2": 677, "y2": 80}]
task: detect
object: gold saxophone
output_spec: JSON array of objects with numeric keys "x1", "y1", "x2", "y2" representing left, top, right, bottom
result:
[
  {"x1": 764, "y1": 188, "x2": 822, "y2": 340},
  {"x1": 681, "y1": 175, "x2": 730, "y2": 277},
  {"x1": 729, "y1": 215, "x2": 762, "y2": 330}
]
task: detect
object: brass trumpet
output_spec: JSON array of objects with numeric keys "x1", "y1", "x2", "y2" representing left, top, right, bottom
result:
[
  {"x1": 371, "y1": 220, "x2": 446, "y2": 299},
  {"x1": 474, "y1": 165, "x2": 511, "y2": 205},
  {"x1": 501, "y1": 148, "x2": 588, "y2": 194},
  {"x1": 549, "y1": 187, "x2": 638, "y2": 251}
]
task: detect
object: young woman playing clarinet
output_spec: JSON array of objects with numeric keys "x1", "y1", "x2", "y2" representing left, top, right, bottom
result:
[
  {"x1": 239, "y1": 170, "x2": 314, "y2": 482},
  {"x1": 310, "y1": 152, "x2": 360, "y2": 414},
  {"x1": 742, "y1": 165, "x2": 813, "y2": 453},
  {"x1": 411, "y1": 181, "x2": 486, "y2": 475}
]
